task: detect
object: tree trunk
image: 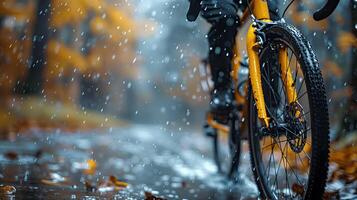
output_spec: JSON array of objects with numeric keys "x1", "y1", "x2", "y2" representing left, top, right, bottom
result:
[
  {"x1": 18, "y1": 0, "x2": 51, "y2": 95},
  {"x1": 339, "y1": 0, "x2": 357, "y2": 137}
]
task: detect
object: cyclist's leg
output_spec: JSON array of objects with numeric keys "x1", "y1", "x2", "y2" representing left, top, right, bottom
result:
[
  {"x1": 202, "y1": 0, "x2": 278, "y2": 115},
  {"x1": 203, "y1": 0, "x2": 280, "y2": 90},
  {"x1": 203, "y1": 0, "x2": 239, "y2": 89},
  {"x1": 207, "y1": 18, "x2": 238, "y2": 89},
  {"x1": 202, "y1": 0, "x2": 239, "y2": 115}
]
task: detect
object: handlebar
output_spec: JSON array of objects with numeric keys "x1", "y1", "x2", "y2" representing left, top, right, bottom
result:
[
  {"x1": 187, "y1": 0, "x2": 201, "y2": 22},
  {"x1": 313, "y1": 0, "x2": 340, "y2": 21},
  {"x1": 188, "y1": 0, "x2": 340, "y2": 22}
]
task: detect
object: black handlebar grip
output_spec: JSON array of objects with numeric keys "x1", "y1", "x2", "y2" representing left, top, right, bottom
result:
[
  {"x1": 187, "y1": 0, "x2": 202, "y2": 22},
  {"x1": 313, "y1": 0, "x2": 340, "y2": 21}
]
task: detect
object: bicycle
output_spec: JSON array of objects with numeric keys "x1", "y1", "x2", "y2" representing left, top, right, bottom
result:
[{"x1": 190, "y1": 0, "x2": 340, "y2": 199}]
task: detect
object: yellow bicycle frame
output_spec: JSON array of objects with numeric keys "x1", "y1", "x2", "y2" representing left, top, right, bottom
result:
[
  {"x1": 208, "y1": 0, "x2": 298, "y2": 130},
  {"x1": 246, "y1": 0, "x2": 296, "y2": 127}
]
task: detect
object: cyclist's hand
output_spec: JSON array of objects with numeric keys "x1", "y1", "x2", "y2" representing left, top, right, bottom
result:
[
  {"x1": 187, "y1": 0, "x2": 202, "y2": 22},
  {"x1": 201, "y1": 0, "x2": 238, "y2": 24}
]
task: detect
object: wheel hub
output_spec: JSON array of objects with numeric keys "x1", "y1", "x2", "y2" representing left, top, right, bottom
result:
[{"x1": 285, "y1": 102, "x2": 307, "y2": 153}]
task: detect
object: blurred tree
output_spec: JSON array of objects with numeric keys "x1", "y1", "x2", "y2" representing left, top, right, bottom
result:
[
  {"x1": 339, "y1": 0, "x2": 357, "y2": 137},
  {"x1": 288, "y1": 0, "x2": 331, "y2": 31},
  {"x1": 0, "y1": 1, "x2": 33, "y2": 99},
  {"x1": 18, "y1": 0, "x2": 51, "y2": 94}
]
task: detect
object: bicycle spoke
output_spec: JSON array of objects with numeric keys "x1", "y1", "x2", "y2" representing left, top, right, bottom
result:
[
  {"x1": 277, "y1": 137, "x2": 304, "y2": 187},
  {"x1": 283, "y1": 137, "x2": 292, "y2": 197},
  {"x1": 292, "y1": 59, "x2": 299, "y2": 87},
  {"x1": 273, "y1": 136, "x2": 289, "y2": 192},
  {"x1": 261, "y1": 67, "x2": 280, "y2": 110},
  {"x1": 302, "y1": 148, "x2": 311, "y2": 161},
  {"x1": 264, "y1": 137, "x2": 275, "y2": 178},
  {"x1": 272, "y1": 137, "x2": 285, "y2": 191},
  {"x1": 296, "y1": 77, "x2": 306, "y2": 97},
  {"x1": 298, "y1": 110, "x2": 310, "y2": 119},
  {"x1": 262, "y1": 138, "x2": 290, "y2": 150},
  {"x1": 297, "y1": 91, "x2": 308, "y2": 101}
]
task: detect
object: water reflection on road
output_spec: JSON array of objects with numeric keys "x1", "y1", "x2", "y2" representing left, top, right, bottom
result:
[{"x1": 0, "y1": 125, "x2": 258, "y2": 199}]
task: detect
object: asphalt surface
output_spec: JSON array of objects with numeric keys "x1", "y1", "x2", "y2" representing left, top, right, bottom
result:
[{"x1": 0, "y1": 125, "x2": 258, "y2": 199}]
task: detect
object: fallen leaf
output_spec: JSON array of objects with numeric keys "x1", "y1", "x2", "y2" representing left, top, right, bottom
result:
[
  {"x1": 109, "y1": 175, "x2": 128, "y2": 188},
  {"x1": 4, "y1": 151, "x2": 18, "y2": 160},
  {"x1": 84, "y1": 159, "x2": 97, "y2": 175},
  {"x1": 85, "y1": 181, "x2": 97, "y2": 192},
  {"x1": 323, "y1": 190, "x2": 340, "y2": 200},
  {"x1": 0, "y1": 185, "x2": 16, "y2": 195},
  {"x1": 292, "y1": 183, "x2": 305, "y2": 197},
  {"x1": 144, "y1": 191, "x2": 166, "y2": 200},
  {"x1": 329, "y1": 143, "x2": 357, "y2": 183}
]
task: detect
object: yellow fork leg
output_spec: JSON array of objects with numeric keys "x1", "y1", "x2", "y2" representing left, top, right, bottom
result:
[
  {"x1": 253, "y1": 0, "x2": 270, "y2": 19},
  {"x1": 247, "y1": 25, "x2": 270, "y2": 127},
  {"x1": 279, "y1": 48, "x2": 298, "y2": 103},
  {"x1": 279, "y1": 48, "x2": 302, "y2": 118}
]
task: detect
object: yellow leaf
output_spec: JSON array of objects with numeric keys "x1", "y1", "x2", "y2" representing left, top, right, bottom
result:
[
  {"x1": 84, "y1": 159, "x2": 97, "y2": 175},
  {"x1": 109, "y1": 175, "x2": 129, "y2": 188}
]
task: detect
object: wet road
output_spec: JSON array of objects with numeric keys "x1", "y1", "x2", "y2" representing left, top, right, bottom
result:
[{"x1": 0, "y1": 125, "x2": 258, "y2": 199}]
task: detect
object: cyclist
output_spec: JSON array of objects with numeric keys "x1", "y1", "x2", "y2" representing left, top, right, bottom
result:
[{"x1": 187, "y1": 0, "x2": 279, "y2": 123}]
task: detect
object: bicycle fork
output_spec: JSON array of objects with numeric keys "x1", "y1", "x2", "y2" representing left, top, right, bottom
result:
[{"x1": 246, "y1": 0, "x2": 298, "y2": 128}]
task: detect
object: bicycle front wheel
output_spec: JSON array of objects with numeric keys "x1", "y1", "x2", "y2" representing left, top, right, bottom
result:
[{"x1": 248, "y1": 22, "x2": 330, "y2": 200}]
